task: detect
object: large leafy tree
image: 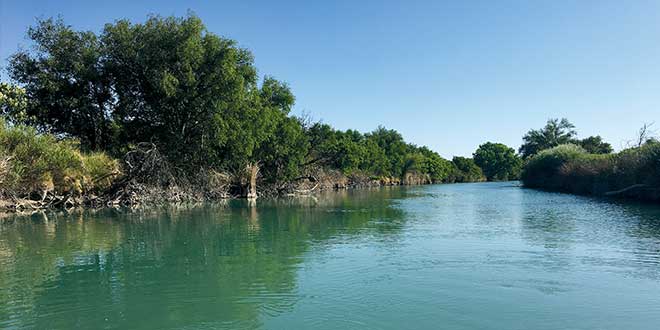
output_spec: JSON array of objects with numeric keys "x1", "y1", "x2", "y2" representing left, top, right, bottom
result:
[
  {"x1": 303, "y1": 122, "x2": 341, "y2": 167},
  {"x1": 450, "y1": 157, "x2": 485, "y2": 182},
  {"x1": 473, "y1": 142, "x2": 522, "y2": 181},
  {"x1": 8, "y1": 18, "x2": 114, "y2": 151},
  {"x1": 519, "y1": 118, "x2": 576, "y2": 159},
  {"x1": 577, "y1": 136, "x2": 613, "y2": 154},
  {"x1": 413, "y1": 146, "x2": 453, "y2": 182},
  {"x1": 365, "y1": 127, "x2": 408, "y2": 177},
  {"x1": 101, "y1": 14, "x2": 272, "y2": 167},
  {"x1": 8, "y1": 14, "x2": 304, "y2": 175},
  {"x1": 5, "y1": 14, "x2": 463, "y2": 185},
  {"x1": 253, "y1": 78, "x2": 307, "y2": 182}
]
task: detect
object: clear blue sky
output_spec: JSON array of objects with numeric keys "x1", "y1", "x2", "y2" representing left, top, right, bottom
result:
[{"x1": 1, "y1": 0, "x2": 659, "y2": 158}]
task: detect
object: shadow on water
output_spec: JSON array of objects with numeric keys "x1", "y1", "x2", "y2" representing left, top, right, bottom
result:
[{"x1": 0, "y1": 188, "x2": 408, "y2": 329}]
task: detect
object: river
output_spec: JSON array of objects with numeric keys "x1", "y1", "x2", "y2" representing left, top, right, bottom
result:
[{"x1": 1, "y1": 182, "x2": 660, "y2": 329}]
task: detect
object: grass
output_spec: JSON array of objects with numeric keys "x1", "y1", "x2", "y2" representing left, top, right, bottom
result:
[
  {"x1": 0, "y1": 118, "x2": 120, "y2": 198},
  {"x1": 521, "y1": 142, "x2": 660, "y2": 198}
]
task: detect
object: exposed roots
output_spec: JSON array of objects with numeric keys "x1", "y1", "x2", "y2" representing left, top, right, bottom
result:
[{"x1": 99, "y1": 143, "x2": 232, "y2": 207}]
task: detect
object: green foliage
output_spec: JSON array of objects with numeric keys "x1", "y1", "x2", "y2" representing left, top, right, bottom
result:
[
  {"x1": 0, "y1": 83, "x2": 29, "y2": 123},
  {"x1": 519, "y1": 118, "x2": 576, "y2": 159},
  {"x1": 519, "y1": 118, "x2": 614, "y2": 161},
  {"x1": 520, "y1": 144, "x2": 588, "y2": 190},
  {"x1": 449, "y1": 157, "x2": 485, "y2": 183},
  {"x1": 255, "y1": 116, "x2": 309, "y2": 183},
  {"x1": 5, "y1": 14, "x2": 463, "y2": 187},
  {"x1": 577, "y1": 135, "x2": 613, "y2": 154},
  {"x1": 0, "y1": 118, "x2": 118, "y2": 196},
  {"x1": 612, "y1": 140, "x2": 660, "y2": 188},
  {"x1": 414, "y1": 146, "x2": 455, "y2": 182},
  {"x1": 8, "y1": 18, "x2": 114, "y2": 151},
  {"x1": 301, "y1": 124, "x2": 459, "y2": 182},
  {"x1": 82, "y1": 152, "x2": 120, "y2": 190},
  {"x1": 473, "y1": 142, "x2": 522, "y2": 181},
  {"x1": 6, "y1": 14, "x2": 292, "y2": 169},
  {"x1": 521, "y1": 142, "x2": 660, "y2": 197},
  {"x1": 365, "y1": 127, "x2": 408, "y2": 177}
]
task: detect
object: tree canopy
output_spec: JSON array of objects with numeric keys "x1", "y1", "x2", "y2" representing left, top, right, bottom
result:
[
  {"x1": 519, "y1": 118, "x2": 576, "y2": 159},
  {"x1": 449, "y1": 157, "x2": 485, "y2": 183},
  {"x1": 519, "y1": 118, "x2": 614, "y2": 159},
  {"x1": 4, "y1": 14, "x2": 470, "y2": 185},
  {"x1": 577, "y1": 136, "x2": 613, "y2": 154},
  {"x1": 473, "y1": 142, "x2": 522, "y2": 181}
]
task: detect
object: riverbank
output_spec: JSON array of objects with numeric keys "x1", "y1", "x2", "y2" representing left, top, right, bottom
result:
[
  {"x1": 0, "y1": 118, "x2": 478, "y2": 213},
  {"x1": 0, "y1": 150, "x2": 437, "y2": 213},
  {"x1": 0, "y1": 175, "x2": 427, "y2": 213},
  {"x1": 521, "y1": 143, "x2": 660, "y2": 202}
]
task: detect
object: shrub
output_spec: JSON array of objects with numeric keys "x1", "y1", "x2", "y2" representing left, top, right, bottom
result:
[
  {"x1": 613, "y1": 141, "x2": 660, "y2": 188},
  {"x1": 521, "y1": 144, "x2": 587, "y2": 189},
  {"x1": 0, "y1": 118, "x2": 120, "y2": 198},
  {"x1": 521, "y1": 142, "x2": 660, "y2": 197},
  {"x1": 82, "y1": 152, "x2": 120, "y2": 191}
]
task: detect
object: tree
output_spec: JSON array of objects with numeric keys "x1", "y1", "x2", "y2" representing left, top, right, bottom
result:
[
  {"x1": 359, "y1": 138, "x2": 389, "y2": 175},
  {"x1": 519, "y1": 118, "x2": 576, "y2": 159},
  {"x1": 255, "y1": 116, "x2": 308, "y2": 183},
  {"x1": 8, "y1": 14, "x2": 305, "y2": 174},
  {"x1": 0, "y1": 83, "x2": 28, "y2": 123},
  {"x1": 365, "y1": 126, "x2": 408, "y2": 177},
  {"x1": 5, "y1": 14, "x2": 460, "y2": 187},
  {"x1": 101, "y1": 14, "x2": 263, "y2": 167},
  {"x1": 473, "y1": 142, "x2": 522, "y2": 181},
  {"x1": 450, "y1": 157, "x2": 485, "y2": 183},
  {"x1": 303, "y1": 122, "x2": 341, "y2": 167},
  {"x1": 416, "y1": 146, "x2": 453, "y2": 182},
  {"x1": 577, "y1": 136, "x2": 613, "y2": 154},
  {"x1": 630, "y1": 122, "x2": 657, "y2": 148},
  {"x1": 8, "y1": 18, "x2": 114, "y2": 151}
]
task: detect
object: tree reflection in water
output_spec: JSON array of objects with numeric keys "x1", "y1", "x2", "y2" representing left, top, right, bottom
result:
[{"x1": 0, "y1": 188, "x2": 408, "y2": 329}]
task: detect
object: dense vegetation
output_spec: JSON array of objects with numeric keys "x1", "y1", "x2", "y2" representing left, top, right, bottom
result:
[
  {"x1": 0, "y1": 118, "x2": 119, "y2": 202},
  {"x1": 519, "y1": 118, "x2": 613, "y2": 159},
  {"x1": 473, "y1": 142, "x2": 521, "y2": 181},
  {"x1": 2, "y1": 14, "x2": 653, "y2": 206},
  {"x1": 0, "y1": 14, "x2": 499, "y2": 206},
  {"x1": 521, "y1": 142, "x2": 660, "y2": 200},
  {"x1": 519, "y1": 119, "x2": 659, "y2": 201}
]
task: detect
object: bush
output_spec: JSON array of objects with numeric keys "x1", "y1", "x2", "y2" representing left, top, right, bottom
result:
[
  {"x1": 82, "y1": 152, "x2": 120, "y2": 191},
  {"x1": 521, "y1": 144, "x2": 586, "y2": 189},
  {"x1": 521, "y1": 142, "x2": 660, "y2": 197},
  {"x1": 0, "y1": 118, "x2": 120, "y2": 198}
]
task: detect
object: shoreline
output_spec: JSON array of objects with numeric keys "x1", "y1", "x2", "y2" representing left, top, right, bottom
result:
[
  {"x1": 0, "y1": 175, "x2": 438, "y2": 214},
  {"x1": 523, "y1": 184, "x2": 660, "y2": 204}
]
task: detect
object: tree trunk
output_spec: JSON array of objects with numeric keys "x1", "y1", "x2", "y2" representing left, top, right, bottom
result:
[{"x1": 245, "y1": 162, "x2": 259, "y2": 199}]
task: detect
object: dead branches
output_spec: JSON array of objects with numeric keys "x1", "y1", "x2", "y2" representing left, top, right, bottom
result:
[{"x1": 123, "y1": 142, "x2": 176, "y2": 186}]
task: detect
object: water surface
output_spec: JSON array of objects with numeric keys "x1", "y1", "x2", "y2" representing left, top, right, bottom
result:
[{"x1": 2, "y1": 182, "x2": 660, "y2": 329}]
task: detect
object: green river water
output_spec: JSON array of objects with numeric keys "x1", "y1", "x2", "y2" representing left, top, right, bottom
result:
[{"x1": 1, "y1": 182, "x2": 660, "y2": 329}]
